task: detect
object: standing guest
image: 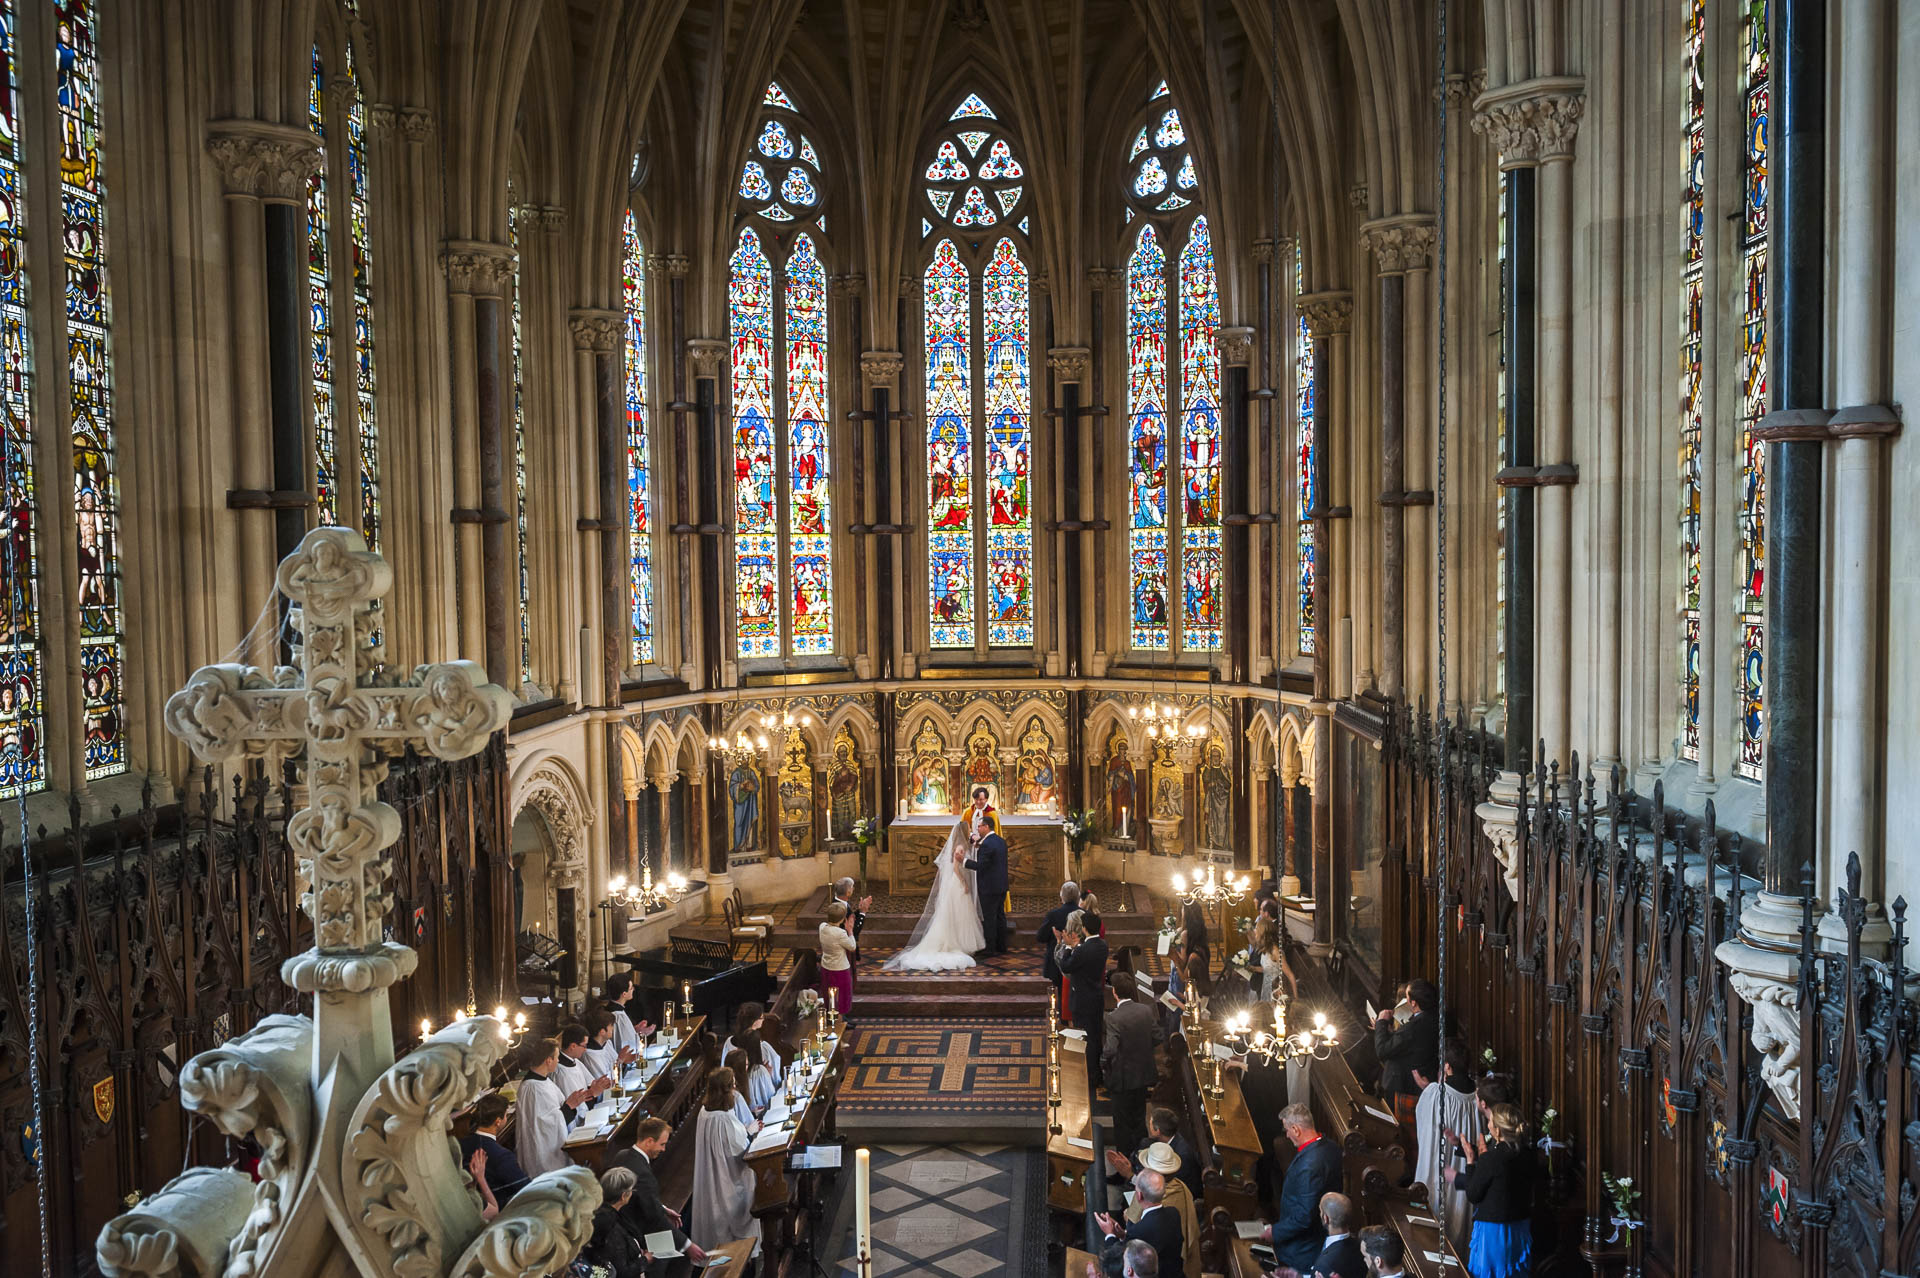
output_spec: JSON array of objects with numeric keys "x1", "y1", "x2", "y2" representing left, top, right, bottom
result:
[
  {"x1": 606, "y1": 1116, "x2": 709, "y2": 1276},
  {"x1": 1260, "y1": 1104, "x2": 1343, "y2": 1277},
  {"x1": 690, "y1": 1067, "x2": 763, "y2": 1253},
  {"x1": 583, "y1": 1008, "x2": 638, "y2": 1080},
  {"x1": 1095, "y1": 1168, "x2": 1183, "y2": 1278},
  {"x1": 1118, "y1": 1144, "x2": 1200, "y2": 1278},
  {"x1": 721, "y1": 1003, "x2": 783, "y2": 1074},
  {"x1": 1162, "y1": 952, "x2": 1193, "y2": 1038},
  {"x1": 1177, "y1": 901, "x2": 1212, "y2": 987},
  {"x1": 1102, "y1": 972, "x2": 1164, "y2": 1156},
  {"x1": 586, "y1": 1166, "x2": 652, "y2": 1278},
  {"x1": 722, "y1": 1049, "x2": 767, "y2": 1131},
  {"x1": 1309, "y1": 1193, "x2": 1366, "y2": 1278},
  {"x1": 819, "y1": 900, "x2": 858, "y2": 1018},
  {"x1": 1108, "y1": 1107, "x2": 1203, "y2": 1200},
  {"x1": 1357, "y1": 1225, "x2": 1409, "y2": 1278},
  {"x1": 1080, "y1": 892, "x2": 1107, "y2": 936},
  {"x1": 513, "y1": 1038, "x2": 579, "y2": 1177},
  {"x1": 1251, "y1": 916, "x2": 1286, "y2": 1004},
  {"x1": 458, "y1": 1093, "x2": 529, "y2": 1206},
  {"x1": 831, "y1": 877, "x2": 872, "y2": 986},
  {"x1": 603, "y1": 975, "x2": 655, "y2": 1059},
  {"x1": 1039, "y1": 881, "x2": 1082, "y2": 990},
  {"x1": 1474, "y1": 1074, "x2": 1515, "y2": 1123},
  {"x1": 1373, "y1": 978, "x2": 1440, "y2": 1128},
  {"x1": 1055, "y1": 909, "x2": 1111, "y2": 1088},
  {"x1": 1412, "y1": 1039, "x2": 1482, "y2": 1252},
  {"x1": 1448, "y1": 1104, "x2": 1535, "y2": 1278}
]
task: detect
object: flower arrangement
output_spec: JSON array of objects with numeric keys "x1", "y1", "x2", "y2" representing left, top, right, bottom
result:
[
  {"x1": 1600, "y1": 1171, "x2": 1642, "y2": 1241},
  {"x1": 1481, "y1": 1046, "x2": 1498, "y2": 1072},
  {"x1": 850, "y1": 816, "x2": 879, "y2": 848},
  {"x1": 797, "y1": 988, "x2": 821, "y2": 1018},
  {"x1": 1063, "y1": 808, "x2": 1097, "y2": 849}
]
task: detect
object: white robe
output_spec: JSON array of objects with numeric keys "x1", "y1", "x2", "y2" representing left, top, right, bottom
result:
[
  {"x1": 582, "y1": 1039, "x2": 620, "y2": 1080},
  {"x1": 691, "y1": 1107, "x2": 762, "y2": 1251},
  {"x1": 745, "y1": 1063, "x2": 777, "y2": 1113},
  {"x1": 1412, "y1": 1080, "x2": 1482, "y2": 1252},
  {"x1": 554, "y1": 1052, "x2": 594, "y2": 1097},
  {"x1": 721, "y1": 1037, "x2": 783, "y2": 1076},
  {"x1": 610, "y1": 1005, "x2": 645, "y2": 1058},
  {"x1": 515, "y1": 1073, "x2": 572, "y2": 1178}
]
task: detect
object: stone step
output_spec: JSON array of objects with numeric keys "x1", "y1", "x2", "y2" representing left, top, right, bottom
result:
[
  {"x1": 853, "y1": 972, "x2": 1052, "y2": 996},
  {"x1": 849, "y1": 991, "x2": 1052, "y2": 1019}
]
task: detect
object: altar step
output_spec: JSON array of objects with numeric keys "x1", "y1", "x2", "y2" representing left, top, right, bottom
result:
[{"x1": 850, "y1": 971, "x2": 1053, "y2": 1020}]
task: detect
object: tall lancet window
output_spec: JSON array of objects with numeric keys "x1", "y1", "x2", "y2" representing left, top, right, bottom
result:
[
  {"x1": 624, "y1": 209, "x2": 653, "y2": 665},
  {"x1": 508, "y1": 202, "x2": 531, "y2": 685},
  {"x1": 1295, "y1": 246, "x2": 1315, "y2": 656},
  {"x1": 1123, "y1": 85, "x2": 1221, "y2": 652},
  {"x1": 920, "y1": 92, "x2": 1034, "y2": 650},
  {"x1": 1733, "y1": 0, "x2": 1769, "y2": 779},
  {"x1": 308, "y1": 33, "x2": 380, "y2": 546},
  {"x1": 730, "y1": 82, "x2": 834, "y2": 659}
]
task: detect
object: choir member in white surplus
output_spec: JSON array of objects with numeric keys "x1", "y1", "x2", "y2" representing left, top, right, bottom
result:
[
  {"x1": 513, "y1": 1036, "x2": 602, "y2": 1177},
  {"x1": 690, "y1": 1066, "x2": 762, "y2": 1255}
]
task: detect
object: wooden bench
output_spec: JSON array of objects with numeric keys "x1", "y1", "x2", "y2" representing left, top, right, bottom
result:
[
  {"x1": 1378, "y1": 1193, "x2": 1466, "y2": 1277},
  {"x1": 1307, "y1": 1042, "x2": 1410, "y2": 1206},
  {"x1": 1199, "y1": 1205, "x2": 1272, "y2": 1278},
  {"x1": 1167, "y1": 1031, "x2": 1261, "y2": 1221},
  {"x1": 1045, "y1": 1030, "x2": 1097, "y2": 1212}
]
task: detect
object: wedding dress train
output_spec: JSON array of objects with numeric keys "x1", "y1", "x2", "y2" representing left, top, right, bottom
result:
[{"x1": 882, "y1": 816, "x2": 985, "y2": 971}]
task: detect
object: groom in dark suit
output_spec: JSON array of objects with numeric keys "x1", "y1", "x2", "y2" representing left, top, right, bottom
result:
[{"x1": 962, "y1": 812, "x2": 1010, "y2": 954}]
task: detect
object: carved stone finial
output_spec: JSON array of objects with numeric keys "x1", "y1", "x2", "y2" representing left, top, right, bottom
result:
[
  {"x1": 1046, "y1": 347, "x2": 1092, "y2": 384},
  {"x1": 441, "y1": 239, "x2": 517, "y2": 295},
  {"x1": 205, "y1": 120, "x2": 321, "y2": 203},
  {"x1": 568, "y1": 308, "x2": 621, "y2": 354},
  {"x1": 687, "y1": 338, "x2": 728, "y2": 378},
  {"x1": 1359, "y1": 217, "x2": 1437, "y2": 275},
  {"x1": 1218, "y1": 327, "x2": 1257, "y2": 367},
  {"x1": 1472, "y1": 77, "x2": 1586, "y2": 165},
  {"x1": 1298, "y1": 291, "x2": 1353, "y2": 339},
  {"x1": 861, "y1": 350, "x2": 905, "y2": 391}
]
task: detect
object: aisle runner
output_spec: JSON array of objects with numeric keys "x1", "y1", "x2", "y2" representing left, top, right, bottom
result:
[
  {"x1": 837, "y1": 1019, "x2": 1046, "y2": 1117},
  {"x1": 823, "y1": 1143, "x2": 1048, "y2": 1277}
]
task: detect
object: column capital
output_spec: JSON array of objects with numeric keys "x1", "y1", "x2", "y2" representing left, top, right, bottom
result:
[
  {"x1": 533, "y1": 205, "x2": 568, "y2": 233},
  {"x1": 1298, "y1": 291, "x2": 1354, "y2": 339},
  {"x1": 1434, "y1": 72, "x2": 1474, "y2": 109},
  {"x1": 1086, "y1": 266, "x2": 1123, "y2": 291},
  {"x1": 369, "y1": 103, "x2": 435, "y2": 143},
  {"x1": 1251, "y1": 237, "x2": 1284, "y2": 265},
  {"x1": 1359, "y1": 216, "x2": 1436, "y2": 275},
  {"x1": 646, "y1": 252, "x2": 690, "y2": 278},
  {"x1": 687, "y1": 338, "x2": 728, "y2": 378},
  {"x1": 860, "y1": 350, "x2": 905, "y2": 392},
  {"x1": 204, "y1": 120, "x2": 320, "y2": 203},
  {"x1": 830, "y1": 272, "x2": 866, "y2": 299},
  {"x1": 1217, "y1": 327, "x2": 1257, "y2": 367},
  {"x1": 567, "y1": 308, "x2": 622, "y2": 354},
  {"x1": 1471, "y1": 77, "x2": 1586, "y2": 167},
  {"x1": 1046, "y1": 347, "x2": 1091, "y2": 384},
  {"x1": 1347, "y1": 183, "x2": 1369, "y2": 211},
  {"x1": 441, "y1": 239, "x2": 516, "y2": 295}
]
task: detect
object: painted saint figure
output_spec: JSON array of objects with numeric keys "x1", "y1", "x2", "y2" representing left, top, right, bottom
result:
[{"x1": 730, "y1": 762, "x2": 761, "y2": 852}]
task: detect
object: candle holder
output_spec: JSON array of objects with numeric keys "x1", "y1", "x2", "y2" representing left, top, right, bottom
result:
[{"x1": 1206, "y1": 1051, "x2": 1227, "y2": 1101}]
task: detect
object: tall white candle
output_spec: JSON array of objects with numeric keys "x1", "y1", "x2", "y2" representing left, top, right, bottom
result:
[{"x1": 856, "y1": 1147, "x2": 872, "y2": 1270}]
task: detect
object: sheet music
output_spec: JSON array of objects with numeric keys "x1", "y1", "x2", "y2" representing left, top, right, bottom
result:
[
  {"x1": 1066, "y1": 1136, "x2": 1094, "y2": 1149},
  {"x1": 1062, "y1": 1035, "x2": 1086, "y2": 1053},
  {"x1": 1363, "y1": 1104, "x2": 1398, "y2": 1126},
  {"x1": 1059, "y1": 1027, "x2": 1087, "y2": 1040},
  {"x1": 1423, "y1": 1252, "x2": 1461, "y2": 1267},
  {"x1": 790, "y1": 1145, "x2": 842, "y2": 1169},
  {"x1": 748, "y1": 1123, "x2": 792, "y2": 1154},
  {"x1": 1234, "y1": 1221, "x2": 1267, "y2": 1240},
  {"x1": 644, "y1": 1231, "x2": 683, "y2": 1258}
]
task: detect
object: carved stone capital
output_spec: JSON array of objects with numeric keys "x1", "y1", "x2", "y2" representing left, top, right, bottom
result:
[
  {"x1": 568, "y1": 308, "x2": 622, "y2": 354},
  {"x1": 369, "y1": 103, "x2": 434, "y2": 142},
  {"x1": 1359, "y1": 217, "x2": 1436, "y2": 275},
  {"x1": 1218, "y1": 327, "x2": 1257, "y2": 367},
  {"x1": 1298, "y1": 291, "x2": 1353, "y2": 339},
  {"x1": 1046, "y1": 347, "x2": 1091, "y2": 384},
  {"x1": 831, "y1": 272, "x2": 866, "y2": 299},
  {"x1": 860, "y1": 350, "x2": 905, "y2": 391},
  {"x1": 1086, "y1": 267, "x2": 1122, "y2": 291},
  {"x1": 282, "y1": 940, "x2": 419, "y2": 994},
  {"x1": 97, "y1": 1167, "x2": 255, "y2": 1278},
  {"x1": 1348, "y1": 184, "x2": 1369, "y2": 211},
  {"x1": 532, "y1": 205, "x2": 568, "y2": 233},
  {"x1": 1472, "y1": 77, "x2": 1586, "y2": 165},
  {"x1": 205, "y1": 120, "x2": 321, "y2": 203},
  {"x1": 646, "y1": 252, "x2": 689, "y2": 278},
  {"x1": 687, "y1": 338, "x2": 728, "y2": 379},
  {"x1": 1251, "y1": 237, "x2": 1279, "y2": 265},
  {"x1": 441, "y1": 239, "x2": 516, "y2": 296},
  {"x1": 1435, "y1": 73, "x2": 1472, "y2": 108},
  {"x1": 1474, "y1": 771, "x2": 1527, "y2": 902}
]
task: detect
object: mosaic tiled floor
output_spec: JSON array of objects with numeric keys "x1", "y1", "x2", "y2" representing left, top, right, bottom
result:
[
  {"x1": 835, "y1": 1019, "x2": 1048, "y2": 1119},
  {"x1": 819, "y1": 1143, "x2": 1048, "y2": 1277},
  {"x1": 773, "y1": 938, "x2": 1169, "y2": 981}
]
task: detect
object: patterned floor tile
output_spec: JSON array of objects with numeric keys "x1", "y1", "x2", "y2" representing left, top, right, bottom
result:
[{"x1": 931, "y1": 1249, "x2": 1003, "y2": 1277}]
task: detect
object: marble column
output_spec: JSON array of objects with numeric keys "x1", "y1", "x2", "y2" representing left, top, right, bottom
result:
[
  {"x1": 859, "y1": 351, "x2": 905, "y2": 680},
  {"x1": 1399, "y1": 230, "x2": 1436, "y2": 707}
]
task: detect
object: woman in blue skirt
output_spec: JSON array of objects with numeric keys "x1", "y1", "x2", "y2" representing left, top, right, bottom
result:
[{"x1": 1448, "y1": 1102, "x2": 1535, "y2": 1277}]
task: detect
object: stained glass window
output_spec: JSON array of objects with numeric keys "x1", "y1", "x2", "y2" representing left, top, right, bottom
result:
[
  {"x1": 1678, "y1": 0, "x2": 1705, "y2": 761},
  {"x1": 1122, "y1": 86, "x2": 1217, "y2": 654},
  {"x1": 0, "y1": 0, "x2": 44, "y2": 795},
  {"x1": 308, "y1": 49, "x2": 336, "y2": 527},
  {"x1": 623, "y1": 210, "x2": 653, "y2": 666},
  {"x1": 1295, "y1": 246, "x2": 1315, "y2": 657},
  {"x1": 59, "y1": 0, "x2": 123, "y2": 779},
  {"x1": 508, "y1": 206, "x2": 530, "y2": 684},
  {"x1": 728, "y1": 85, "x2": 835, "y2": 660},
  {"x1": 1495, "y1": 171, "x2": 1508, "y2": 698},
  {"x1": 345, "y1": 43, "x2": 377, "y2": 547},
  {"x1": 763, "y1": 81, "x2": 792, "y2": 107},
  {"x1": 919, "y1": 95, "x2": 1034, "y2": 650},
  {"x1": 1734, "y1": 0, "x2": 1768, "y2": 779}
]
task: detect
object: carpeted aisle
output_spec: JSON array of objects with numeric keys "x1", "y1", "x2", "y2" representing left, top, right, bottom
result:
[{"x1": 835, "y1": 1018, "x2": 1046, "y2": 1128}]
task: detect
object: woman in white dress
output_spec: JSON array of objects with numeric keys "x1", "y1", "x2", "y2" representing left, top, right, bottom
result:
[
  {"x1": 883, "y1": 814, "x2": 987, "y2": 971},
  {"x1": 691, "y1": 1067, "x2": 763, "y2": 1252}
]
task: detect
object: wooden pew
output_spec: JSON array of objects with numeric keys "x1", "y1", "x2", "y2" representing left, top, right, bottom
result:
[
  {"x1": 649, "y1": 1031, "x2": 725, "y2": 1218},
  {"x1": 750, "y1": 1027, "x2": 852, "y2": 1278},
  {"x1": 1199, "y1": 1205, "x2": 1271, "y2": 1278},
  {"x1": 1167, "y1": 1031, "x2": 1261, "y2": 1221},
  {"x1": 1377, "y1": 1193, "x2": 1466, "y2": 1277},
  {"x1": 762, "y1": 948, "x2": 822, "y2": 1067},
  {"x1": 563, "y1": 1016, "x2": 715, "y2": 1173},
  {"x1": 1045, "y1": 1030, "x2": 1096, "y2": 1212},
  {"x1": 1307, "y1": 1041, "x2": 1410, "y2": 1206}
]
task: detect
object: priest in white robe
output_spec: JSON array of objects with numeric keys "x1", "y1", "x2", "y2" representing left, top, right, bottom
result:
[
  {"x1": 690, "y1": 1067, "x2": 762, "y2": 1253},
  {"x1": 1411, "y1": 1041, "x2": 1484, "y2": 1253},
  {"x1": 515, "y1": 1038, "x2": 577, "y2": 1178}
]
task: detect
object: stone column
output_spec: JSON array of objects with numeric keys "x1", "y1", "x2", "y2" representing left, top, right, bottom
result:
[
  {"x1": 650, "y1": 770, "x2": 678, "y2": 883},
  {"x1": 688, "y1": 339, "x2": 728, "y2": 693},
  {"x1": 1048, "y1": 348, "x2": 1093, "y2": 677},
  {"x1": 1220, "y1": 328, "x2": 1257, "y2": 683},
  {"x1": 859, "y1": 350, "x2": 905, "y2": 680},
  {"x1": 443, "y1": 242, "x2": 516, "y2": 670},
  {"x1": 1087, "y1": 268, "x2": 1122, "y2": 675},
  {"x1": 204, "y1": 124, "x2": 319, "y2": 666},
  {"x1": 1397, "y1": 227, "x2": 1437, "y2": 706}
]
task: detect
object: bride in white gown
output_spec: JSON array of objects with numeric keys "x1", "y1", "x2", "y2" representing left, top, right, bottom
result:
[{"x1": 883, "y1": 815, "x2": 986, "y2": 971}]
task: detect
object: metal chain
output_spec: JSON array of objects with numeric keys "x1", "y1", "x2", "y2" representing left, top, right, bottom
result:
[{"x1": 1431, "y1": 0, "x2": 1453, "y2": 1244}]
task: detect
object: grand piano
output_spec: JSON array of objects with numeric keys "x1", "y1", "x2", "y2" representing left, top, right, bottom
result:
[{"x1": 612, "y1": 932, "x2": 775, "y2": 1023}]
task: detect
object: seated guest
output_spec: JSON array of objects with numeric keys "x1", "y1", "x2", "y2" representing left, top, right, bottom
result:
[
  {"x1": 1121, "y1": 1144, "x2": 1199, "y2": 1278},
  {"x1": 458, "y1": 1093, "x2": 529, "y2": 1206},
  {"x1": 1373, "y1": 978, "x2": 1440, "y2": 1127},
  {"x1": 586, "y1": 1166, "x2": 651, "y2": 1278},
  {"x1": 1108, "y1": 1107, "x2": 1203, "y2": 1200},
  {"x1": 1310, "y1": 1193, "x2": 1365, "y2": 1278},
  {"x1": 1102, "y1": 972, "x2": 1163, "y2": 1156},
  {"x1": 1450, "y1": 1104, "x2": 1535, "y2": 1278},
  {"x1": 513, "y1": 1037, "x2": 579, "y2": 1177},
  {"x1": 606, "y1": 1116, "x2": 709, "y2": 1275},
  {"x1": 1085, "y1": 1239, "x2": 1160, "y2": 1278},
  {"x1": 721, "y1": 1003, "x2": 783, "y2": 1074},
  {"x1": 1039, "y1": 881, "x2": 1082, "y2": 990},
  {"x1": 1357, "y1": 1225, "x2": 1408, "y2": 1278},
  {"x1": 603, "y1": 974, "x2": 655, "y2": 1059},
  {"x1": 818, "y1": 901, "x2": 858, "y2": 1018},
  {"x1": 690, "y1": 1067, "x2": 762, "y2": 1253},
  {"x1": 1094, "y1": 1168, "x2": 1182, "y2": 1278},
  {"x1": 722, "y1": 1048, "x2": 767, "y2": 1132},
  {"x1": 1055, "y1": 909, "x2": 1111, "y2": 1088},
  {"x1": 1260, "y1": 1104, "x2": 1342, "y2": 1277},
  {"x1": 583, "y1": 1007, "x2": 638, "y2": 1080}
]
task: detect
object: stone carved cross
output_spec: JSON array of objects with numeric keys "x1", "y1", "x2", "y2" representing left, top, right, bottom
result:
[{"x1": 163, "y1": 528, "x2": 513, "y2": 1082}]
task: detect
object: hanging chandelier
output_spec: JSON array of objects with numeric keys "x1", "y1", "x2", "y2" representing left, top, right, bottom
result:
[
  {"x1": 1173, "y1": 863, "x2": 1250, "y2": 908},
  {"x1": 1223, "y1": 990, "x2": 1340, "y2": 1064}
]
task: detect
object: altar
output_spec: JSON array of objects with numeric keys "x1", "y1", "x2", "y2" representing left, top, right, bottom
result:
[{"x1": 887, "y1": 812, "x2": 1066, "y2": 894}]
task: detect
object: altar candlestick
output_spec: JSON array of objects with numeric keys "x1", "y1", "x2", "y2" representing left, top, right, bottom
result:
[
  {"x1": 682, "y1": 980, "x2": 693, "y2": 1015},
  {"x1": 856, "y1": 1148, "x2": 873, "y2": 1276}
]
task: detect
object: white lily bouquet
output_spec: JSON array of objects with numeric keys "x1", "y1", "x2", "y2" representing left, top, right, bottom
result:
[
  {"x1": 1601, "y1": 1171, "x2": 1642, "y2": 1242},
  {"x1": 1063, "y1": 808, "x2": 1097, "y2": 846},
  {"x1": 850, "y1": 816, "x2": 878, "y2": 848},
  {"x1": 797, "y1": 988, "x2": 821, "y2": 1018}
]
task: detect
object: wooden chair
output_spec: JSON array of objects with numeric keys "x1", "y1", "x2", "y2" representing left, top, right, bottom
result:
[
  {"x1": 725, "y1": 896, "x2": 771, "y2": 961},
  {"x1": 734, "y1": 886, "x2": 777, "y2": 930}
]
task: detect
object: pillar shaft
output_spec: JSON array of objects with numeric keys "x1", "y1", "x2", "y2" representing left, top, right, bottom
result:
[
  {"x1": 1502, "y1": 169, "x2": 1538, "y2": 767},
  {"x1": 1378, "y1": 272, "x2": 1406, "y2": 700}
]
